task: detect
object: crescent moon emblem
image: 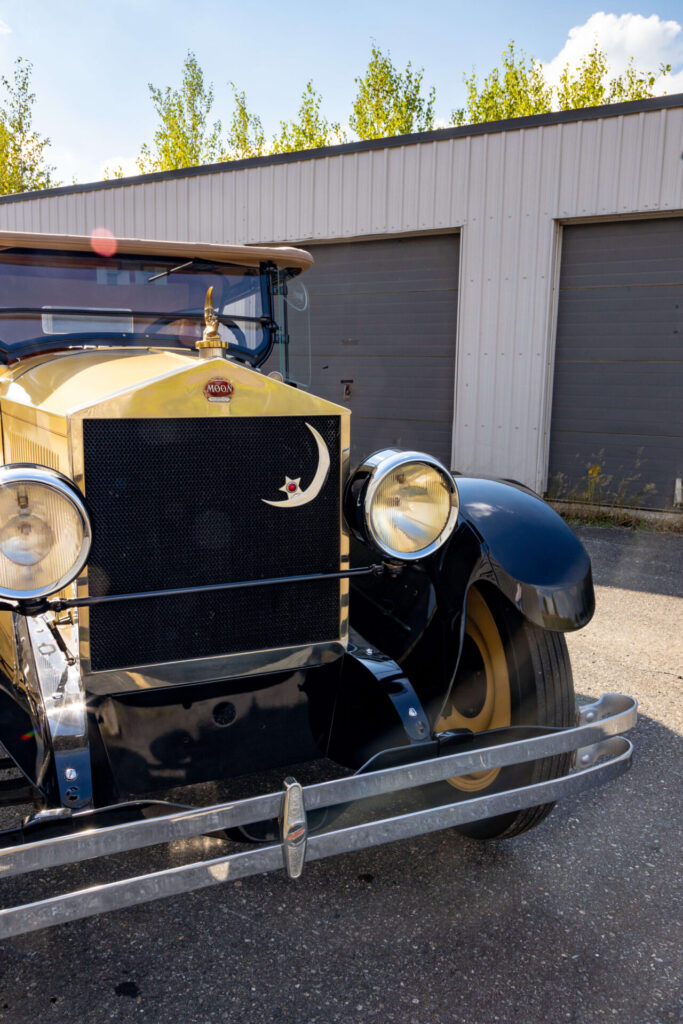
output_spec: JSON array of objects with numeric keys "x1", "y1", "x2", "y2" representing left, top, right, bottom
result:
[{"x1": 262, "y1": 423, "x2": 330, "y2": 508}]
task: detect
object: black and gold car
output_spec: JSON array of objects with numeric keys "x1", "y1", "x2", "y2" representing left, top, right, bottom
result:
[{"x1": 0, "y1": 231, "x2": 635, "y2": 936}]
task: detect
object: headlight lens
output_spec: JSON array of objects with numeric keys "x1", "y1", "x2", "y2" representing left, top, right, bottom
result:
[
  {"x1": 0, "y1": 466, "x2": 91, "y2": 599},
  {"x1": 370, "y1": 462, "x2": 453, "y2": 554},
  {"x1": 346, "y1": 450, "x2": 458, "y2": 560}
]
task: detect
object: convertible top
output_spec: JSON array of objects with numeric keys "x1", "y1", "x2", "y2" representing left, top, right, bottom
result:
[{"x1": 0, "y1": 230, "x2": 314, "y2": 273}]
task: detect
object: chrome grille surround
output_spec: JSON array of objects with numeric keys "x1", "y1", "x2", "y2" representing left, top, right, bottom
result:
[{"x1": 75, "y1": 414, "x2": 346, "y2": 691}]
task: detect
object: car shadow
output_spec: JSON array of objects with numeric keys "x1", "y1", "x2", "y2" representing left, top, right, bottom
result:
[{"x1": 571, "y1": 524, "x2": 683, "y2": 598}]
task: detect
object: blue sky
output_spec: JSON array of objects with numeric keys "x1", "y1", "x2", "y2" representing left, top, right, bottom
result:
[{"x1": 1, "y1": 2, "x2": 682, "y2": 184}]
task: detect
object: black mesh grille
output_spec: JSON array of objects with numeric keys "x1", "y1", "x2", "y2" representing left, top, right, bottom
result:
[{"x1": 82, "y1": 416, "x2": 341, "y2": 671}]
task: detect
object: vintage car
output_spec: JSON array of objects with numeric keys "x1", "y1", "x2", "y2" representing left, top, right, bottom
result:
[{"x1": 0, "y1": 230, "x2": 635, "y2": 937}]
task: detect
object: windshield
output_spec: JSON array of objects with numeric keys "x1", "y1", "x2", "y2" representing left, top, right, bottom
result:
[{"x1": 0, "y1": 249, "x2": 274, "y2": 364}]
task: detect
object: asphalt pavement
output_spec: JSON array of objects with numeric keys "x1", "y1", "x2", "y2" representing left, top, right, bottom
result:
[{"x1": 0, "y1": 524, "x2": 681, "y2": 1024}]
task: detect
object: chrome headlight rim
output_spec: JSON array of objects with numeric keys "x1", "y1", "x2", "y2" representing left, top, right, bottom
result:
[
  {"x1": 352, "y1": 448, "x2": 459, "y2": 562},
  {"x1": 0, "y1": 463, "x2": 91, "y2": 601}
]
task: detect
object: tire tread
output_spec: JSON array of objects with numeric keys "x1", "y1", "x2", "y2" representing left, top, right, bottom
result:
[{"x1": 491, "y1": 622, "x2": 575, "y2": 839}]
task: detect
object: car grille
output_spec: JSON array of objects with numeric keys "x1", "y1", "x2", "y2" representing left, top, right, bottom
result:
[{"x1": 82, "y1": 416, "x2": 341, "y2": 672}]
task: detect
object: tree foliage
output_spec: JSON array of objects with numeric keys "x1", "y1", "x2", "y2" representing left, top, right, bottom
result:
[
  {"x1": 556, "y1": 44, "x2": 670, "y2": 110},
  {"x1": 272, "y1": 81, "x2": 344, "y2": 153},
  {"x1": 454, "y1": 41, "x2": 670, "y2": 125},
  {"x1": 452, "y1": 43, "x2": 552, "y2": 125},
  {"x1": 350, "y1": 45, "x2": 436, "y2": 139},
  {"x1": 137, "y1": 51, "x2": 223, "y2": 173},
  {"x1": 225, "y1": 84, "x2": 266, "y2": 160},
  {"x1": 102, "y1": 165, "x2": 126, "y2": 180},
  {"x1": 4, "y1": 40, "x2": 674, "y2": 191},
  {"x1": 0, "y1": 57, "x2": 57, "y2": 195}
]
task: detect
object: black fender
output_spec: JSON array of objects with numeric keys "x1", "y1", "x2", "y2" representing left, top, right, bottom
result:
[
  {"x1": 454, "y1": 477, "x2": 594, "y2": 632},
  {"x1": 347, "y1": 477, "x2": 593, "y2": 733},
  {"x1": 349, "y1": 476, "x2": 593, "y2": 646}
]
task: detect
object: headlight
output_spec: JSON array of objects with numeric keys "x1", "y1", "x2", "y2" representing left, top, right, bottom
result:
[
  {"x1": 0, "y1": 465, "x2": 91, "y2": 600},
  {"x1": 345, "y1": 449, "x2": 458, "y2": 560}
]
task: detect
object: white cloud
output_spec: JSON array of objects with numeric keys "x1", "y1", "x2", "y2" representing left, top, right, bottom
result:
[
  {"x1": 657, "y1": 66, "x2": 683, "y2": 94},
  {"x1": 0, "y1": 18, "x2": 11, "y2": 35},
  {"x1": 543, "y1": 12, "x2": 683, "y2": 95}
]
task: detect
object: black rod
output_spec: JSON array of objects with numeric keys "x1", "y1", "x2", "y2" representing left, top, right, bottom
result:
[
  {"x1": 0, "y1": 308, "x2": 273, "y2": 326},
  {"x1": 48, "y1": 565, "x2": 382, "y2": 612}
]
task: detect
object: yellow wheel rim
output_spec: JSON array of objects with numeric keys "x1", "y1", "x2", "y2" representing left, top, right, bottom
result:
[{"x1": 435, "y1": 586, "x2": 511, "y2": 792}]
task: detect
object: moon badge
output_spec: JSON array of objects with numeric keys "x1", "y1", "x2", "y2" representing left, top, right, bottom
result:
[{"x1": 262, "y1": 423, "x2": 330, "y2": 508}]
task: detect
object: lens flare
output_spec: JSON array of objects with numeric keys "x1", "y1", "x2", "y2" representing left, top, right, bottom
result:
[{"x1": 90, "y1": 227, "x2": 117, "y2": 258}]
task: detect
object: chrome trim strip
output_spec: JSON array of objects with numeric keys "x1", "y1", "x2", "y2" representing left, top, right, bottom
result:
[
  {"x1": 337, "y1": 408, "x2": 350, "y2": 649},
  {"x1": 82, "y1": 640, "x2": 347, "y2": 694},
  {"x1": 0, "y1": 733, "x2": 633, "y2": 938},
  {"x1": 0, "y1": 694, "x2": 636, "y2": 876},
  {"x1": 15, "y1": 612, "x2": 93, "y2": 810}
]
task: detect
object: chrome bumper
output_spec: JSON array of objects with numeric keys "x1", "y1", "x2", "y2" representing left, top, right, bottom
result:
[{"x1": 0, "y1": 694, "x2": 636, "y2": 939}]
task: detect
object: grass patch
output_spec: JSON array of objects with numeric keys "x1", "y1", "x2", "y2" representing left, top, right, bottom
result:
[
  {"x1": 547, "y1": 454, "x2": 682, "y2": 534},
  {"x1": 552, "y1": 502, "x2": 683, "y2": 534}
]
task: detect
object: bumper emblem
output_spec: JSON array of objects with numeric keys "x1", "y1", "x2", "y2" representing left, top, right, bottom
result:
[{"x1": 280, "y1": 777, "x2": 308, "y2": 879}]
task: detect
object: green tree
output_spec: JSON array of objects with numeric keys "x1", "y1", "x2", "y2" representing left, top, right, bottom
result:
[
  {"x1": 272, "y1": 81, "x2": 344, "y2": 153},
  {"x1": 224, "y1": 84, "x2": 266, "y2": 160},
  {"x1": 454, "y1": 41, "x2": 670, "y2": 125},
  {"x1": 0, "y1": 57, "x2": 57, "y2": 195},
  {"x1": 556, "y1": 44, "x2": 670, "y2": 110},
  {"x1": 452, "y1": 43, "x2": 552, "y2": 125},
  {"x1": 350, "y1": 44, "x2": 436, "y2": 139},
  {"x1": 137, "y1": 51, "x2": 223, "y2": 173},
  {"x1": 102, "y1": 164, "x2": 125, "y2": 180}
]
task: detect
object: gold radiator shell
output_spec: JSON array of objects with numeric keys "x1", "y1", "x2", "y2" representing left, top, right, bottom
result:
[{"x1": 0, "y1": 349, "x2": 350, "y2": 693}]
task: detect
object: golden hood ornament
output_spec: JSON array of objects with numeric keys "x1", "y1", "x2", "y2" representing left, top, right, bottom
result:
[{"x1": 196, "y1": 286, "x2": 229, "y2": 357}]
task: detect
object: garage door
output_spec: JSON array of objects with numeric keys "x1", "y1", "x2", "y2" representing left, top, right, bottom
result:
[
  {"x1": 302, "y1": 235, "x2": 459, "y2": 468},
  {"x1": 548, "y1": 218, "x2": 683, "y2": 510}
]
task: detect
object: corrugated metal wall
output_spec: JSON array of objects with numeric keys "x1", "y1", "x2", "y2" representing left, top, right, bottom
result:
[
  {"x1": 548, "y1": 218, "x2": 683, "y2": 510},
  {"x1": 1, "y1": 105, "x2": 681, "y2": 491}
]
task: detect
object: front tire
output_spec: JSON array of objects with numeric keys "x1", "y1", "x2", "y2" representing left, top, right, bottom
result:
[{"x1": 434, "y1": 582, "x2": 575, "y2": 840}]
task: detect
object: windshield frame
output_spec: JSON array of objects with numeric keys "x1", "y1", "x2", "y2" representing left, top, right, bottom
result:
[{"x1": 0, "y1": 248, "x2": 280, "y2": 366}]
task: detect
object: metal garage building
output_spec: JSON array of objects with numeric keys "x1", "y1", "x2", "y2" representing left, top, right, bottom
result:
[{"x1": 0, "y1": 94, "x2": 681, "y2": 508}]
